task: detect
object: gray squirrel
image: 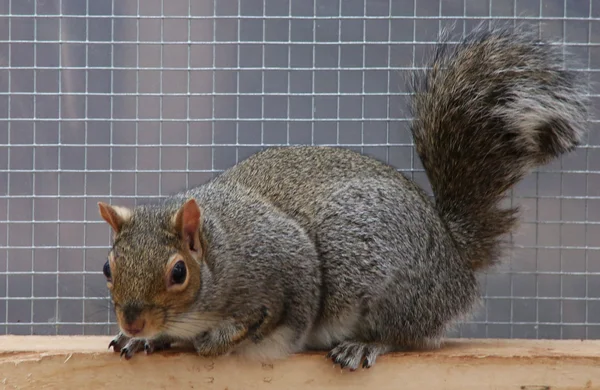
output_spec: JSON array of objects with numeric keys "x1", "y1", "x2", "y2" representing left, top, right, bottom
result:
[{"x1": 97, "y1": 23, "x2": 587, "y2": 371}]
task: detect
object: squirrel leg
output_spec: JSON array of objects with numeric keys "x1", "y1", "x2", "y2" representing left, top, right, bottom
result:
[
  {"x1": 193, "y1": 305, "x2": 271, "y2": 357},
  {"x1": 326, "y1": 341, "x2": 392, "y2": 371}
]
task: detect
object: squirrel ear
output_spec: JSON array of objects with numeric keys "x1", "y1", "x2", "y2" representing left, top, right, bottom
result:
[
  {"x1": 98, "y1": 202, "x2": 132, "y2": 237},
  {"x1": 172, "y1": 198, "x2": 202, "y2": 255}
]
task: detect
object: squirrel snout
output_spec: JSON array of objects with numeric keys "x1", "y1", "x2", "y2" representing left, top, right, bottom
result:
[
  {"x1": 121, "y1": 304, "x2": 147, "y2": 336},
  {"x1": 123, "y1": 318, "x2": 146, "y2": 336}
]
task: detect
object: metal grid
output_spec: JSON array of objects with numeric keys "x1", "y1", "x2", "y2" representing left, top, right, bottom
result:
[{"x1": 0, "y1": 0, "x2": 599, "y2": 339}]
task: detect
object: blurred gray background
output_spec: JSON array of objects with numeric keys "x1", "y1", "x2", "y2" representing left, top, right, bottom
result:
[{"x1": 1, "y1": 0, "x2": 599, "y2": 339}]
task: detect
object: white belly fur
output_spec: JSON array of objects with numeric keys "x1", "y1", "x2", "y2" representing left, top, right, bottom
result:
[
  {"x1": 304, "y1": 309, "x2": 359, "y2": 350},
  {"x1": 233, "y1": 325, "x2": 299, "y2": 361}
]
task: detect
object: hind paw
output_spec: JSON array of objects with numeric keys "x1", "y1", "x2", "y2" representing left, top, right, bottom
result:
[{"x1": 326, "y1": 341, "x2": 390, "y2": 371}]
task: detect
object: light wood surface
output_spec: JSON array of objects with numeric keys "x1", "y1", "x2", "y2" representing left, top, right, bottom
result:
[{"x1": 1, "y1": 336, "x2": 599, "y2": 389}]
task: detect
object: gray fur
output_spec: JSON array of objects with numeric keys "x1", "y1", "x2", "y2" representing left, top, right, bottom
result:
[{"x1": 103, "y1": 24, "x2": 587, "y2": 370}]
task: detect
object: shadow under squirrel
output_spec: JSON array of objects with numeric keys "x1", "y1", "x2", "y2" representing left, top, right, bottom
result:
[{"x1": 97, "y1": 23, "x2": 587, "y2": 371}]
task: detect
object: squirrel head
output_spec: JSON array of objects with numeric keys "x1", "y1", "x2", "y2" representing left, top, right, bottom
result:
[{"x1": 97, "y1": 198, "x2": 206, "y2": 339}]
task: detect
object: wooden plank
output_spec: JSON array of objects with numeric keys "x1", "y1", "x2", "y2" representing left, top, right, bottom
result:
[{"x1": 1, "y1": 337, "x2": 599, "y2": 390}]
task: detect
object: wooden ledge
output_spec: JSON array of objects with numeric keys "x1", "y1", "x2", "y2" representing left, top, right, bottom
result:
[{"x1": 1, "y1": 337, "x2": 599, "y2": 389}]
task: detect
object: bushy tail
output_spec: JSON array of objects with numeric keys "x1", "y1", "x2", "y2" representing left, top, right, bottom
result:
[{"x1": 410, "y1": 23, "x2": 587, "y2": 270}]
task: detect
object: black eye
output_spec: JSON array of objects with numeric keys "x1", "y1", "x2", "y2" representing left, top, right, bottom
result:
[
  {"x1": 103, "y1": 260, "x2": 112, "y2": 281},
  {"x1": 170, "y1": 260, "x2": 187, "y2": 285}
]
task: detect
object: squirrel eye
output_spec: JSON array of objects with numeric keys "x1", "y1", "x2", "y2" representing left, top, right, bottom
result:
[
  {"x1": 170, "y1": 260, "x2": 187, "y2": 285},
  {"x1": 103, "y1": 260, "x2": 112, "y2": 281}
]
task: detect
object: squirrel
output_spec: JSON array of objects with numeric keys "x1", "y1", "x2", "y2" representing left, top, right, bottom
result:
[{"x1": 97, "y1": 23, "x2": 587, "y2": 371}]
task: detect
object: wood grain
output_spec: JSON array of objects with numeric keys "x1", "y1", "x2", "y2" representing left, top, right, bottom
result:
[{"x1": 1, "y1": 337, "x2": 599, "y2": 390}]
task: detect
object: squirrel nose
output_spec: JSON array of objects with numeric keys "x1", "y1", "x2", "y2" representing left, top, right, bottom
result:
[
  {"x1": 124, "y1": 318, "x2": 146, "y2": 336},
  {"x1": 122, "y1": 303, "x2": 146, "y2": 336}
]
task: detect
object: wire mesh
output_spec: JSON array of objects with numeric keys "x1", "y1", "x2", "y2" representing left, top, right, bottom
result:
[{"x1": 1, "y1": 0, "x2": 599, "y2": 339}]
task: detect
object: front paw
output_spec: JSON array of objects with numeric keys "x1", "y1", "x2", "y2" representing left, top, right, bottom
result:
[
  {"x1": 108, "y1": 332, "x2": 130, "y2": 353},
  {"x1": 193, "y1": 330, "x2": 237, "y2": 358},
  {"x1": 193, "y1": 307, "x2": 271, "y2": 357},
  {"x1": 143, "y1": 338, "x2": 172, "y2": 355},
  {"x1": 193, "y1": 331, "x2": 220, "y2": 357},
  {"x1": 108, "y1": 333, "x2": 171, "y2": 360},
  {"x1": 117, "y1": 338, "x2": 146, "y2": 360}
]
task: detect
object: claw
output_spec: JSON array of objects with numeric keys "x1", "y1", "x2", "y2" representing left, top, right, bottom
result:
[
  {"x1": 109, "y1": 338, "x2": 123, "y2": 352},
  {"x1": 124, "y1": 350, "x2": 134, "y2": 360},
  {"x1": 328, "y1": 341, "x2": 387, "y2": 371},
  {"x1": 108, "y1": 333, "x2": 128, "y2": 353},
  {"x1": 120, "y1": 348, "x2": 128, "y2": 359}
]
